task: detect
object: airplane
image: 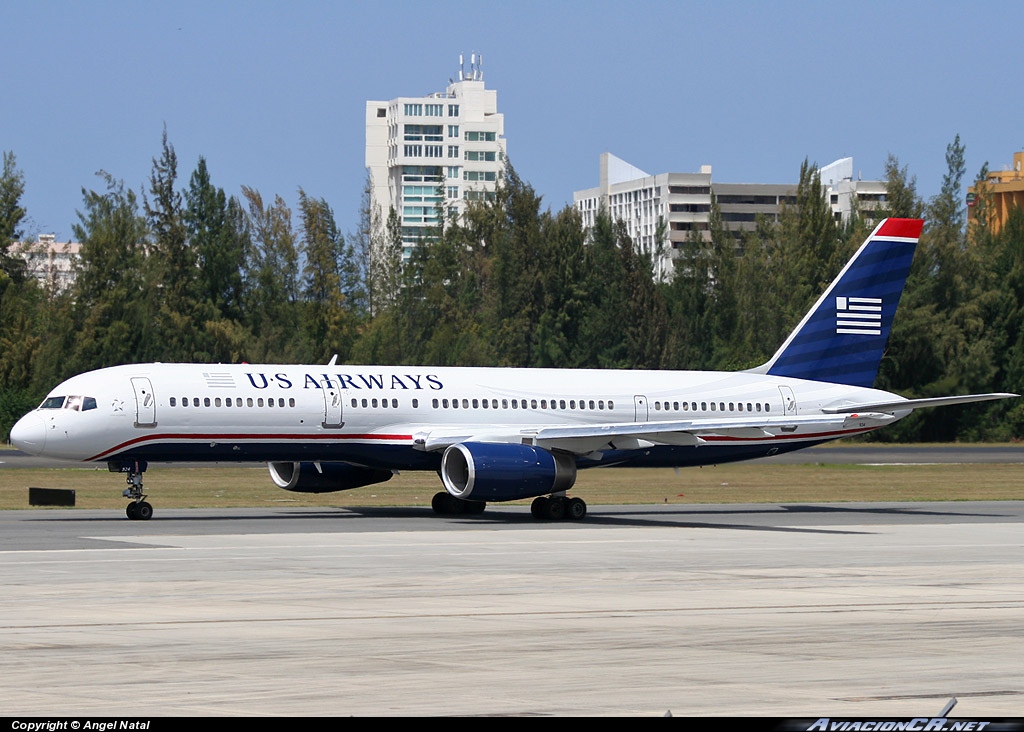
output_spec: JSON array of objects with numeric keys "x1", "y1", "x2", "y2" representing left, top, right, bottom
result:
[{"x1": 9, "y1": 217, "x2": 1017, "y2": 521}]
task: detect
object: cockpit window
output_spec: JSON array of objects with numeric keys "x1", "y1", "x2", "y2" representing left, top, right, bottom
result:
[
  {"x1": 64, "y1": 395, "x2": 97, "y2": 412},
  {"x1": 38, "y1": 395, "x2": 97, "y2": 411}
]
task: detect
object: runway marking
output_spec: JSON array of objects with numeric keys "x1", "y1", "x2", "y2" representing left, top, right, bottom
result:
[{"x1": 3, "y1": 598, "x2": 1024, "y2": 633}]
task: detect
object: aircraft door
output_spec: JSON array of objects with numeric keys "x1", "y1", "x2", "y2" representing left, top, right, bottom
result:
[
  {"x1": 131, "y1": 377, "x2": 157, "y2": 427},
  {"x1": 778, "y1": 385, "x2": 797, "y2": 416},
  {"x1": 634, "y1": 395, "x2": 649, "y2": 422},
  {"x1": 321, "y1": 378, "x2": 344, "y2": 428}
]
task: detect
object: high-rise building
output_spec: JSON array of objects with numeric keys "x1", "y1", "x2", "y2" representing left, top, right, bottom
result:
[
  {"x1": 15, "y1": 234, "x2": 81, "y2": 292},
  {"x1": 574, "y1": 153, "x2": 886, "y2": 280},
  {"x1": 366, "y1": 54, "x2": 507, "y2": 258}
]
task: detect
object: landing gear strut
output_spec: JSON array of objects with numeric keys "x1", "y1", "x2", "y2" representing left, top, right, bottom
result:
[{"x1": 110, "y1": 460, "x2": 153, "y2": 521}]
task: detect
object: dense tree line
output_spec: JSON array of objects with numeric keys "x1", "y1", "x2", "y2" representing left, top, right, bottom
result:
[{"x1": 0, "y1": 134, "x2": 1020, "y2": 441}]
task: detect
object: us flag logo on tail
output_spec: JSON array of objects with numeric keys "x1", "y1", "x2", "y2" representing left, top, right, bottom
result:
[{"x1": 835, "y1": 296, "x2": 882, "y2": 335}]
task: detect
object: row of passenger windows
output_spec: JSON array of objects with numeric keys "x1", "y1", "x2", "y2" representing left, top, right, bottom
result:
[
  {"x1": 164, "y1": 395, "x2": 773, "y2": 414},
  {"x1": 431, "y1": 398, "x2": 615, "y2": 411},
  {"x1": 654, "y1": 400, "x2": 771, "y2": 413},
  {"x1": 169, "y1": 396, "x2": 296, "y2": 409}
]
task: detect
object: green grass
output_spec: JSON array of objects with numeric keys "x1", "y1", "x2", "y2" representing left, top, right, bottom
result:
[{"x1": 2, "y1": 460, "x2": 1022, "y2": 511}]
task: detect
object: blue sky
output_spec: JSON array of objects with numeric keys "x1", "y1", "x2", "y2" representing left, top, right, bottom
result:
[{"x1": 5, "y1": 1, "x2": 1022, "y2": 241}]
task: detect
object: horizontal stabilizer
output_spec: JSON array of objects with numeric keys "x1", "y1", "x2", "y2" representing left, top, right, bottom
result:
[{"x1": 821, "y1": 392, "x2": 1018, "y2": 415}]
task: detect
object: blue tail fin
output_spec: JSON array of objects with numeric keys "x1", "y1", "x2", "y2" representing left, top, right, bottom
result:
[{"x1": 748, "y1": 218, "x2": 923, "y2": 388}]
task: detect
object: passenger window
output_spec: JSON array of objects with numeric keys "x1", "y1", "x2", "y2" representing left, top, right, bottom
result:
[
  {"x1": 170, "y1": 397, "x2": 177, "y2": 407},
  {"x1": 412, "y1": 399, "x2": 419, "y2": 408}
]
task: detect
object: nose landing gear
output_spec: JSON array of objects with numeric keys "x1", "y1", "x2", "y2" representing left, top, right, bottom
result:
[{"x1": 110, "y1": 460, "x2": 153, "y2": 521}]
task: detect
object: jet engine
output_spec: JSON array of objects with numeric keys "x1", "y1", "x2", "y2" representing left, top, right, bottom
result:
[
  {"x1": 268, "y1": 461, "x2": 394, "y2": 493},
  {"x1": 440, "y1": 442, "x2": 577, "y2": 502}
]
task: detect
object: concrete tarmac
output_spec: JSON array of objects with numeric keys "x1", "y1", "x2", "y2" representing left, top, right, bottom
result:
[{"x1": 1, "y1": 501, "x2": 1023, "y2": 717}]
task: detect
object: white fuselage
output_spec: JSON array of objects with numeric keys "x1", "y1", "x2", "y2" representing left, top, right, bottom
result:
[{"x1": 11, "y1": 362, "x2": 905, "y2": 470}]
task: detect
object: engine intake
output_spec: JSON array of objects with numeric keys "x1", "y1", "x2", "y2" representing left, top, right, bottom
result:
[
  {"x1": 268, "y1": 461, "x2": 393, "y2": 494},
  {"x1": 440, "y1": 442, "x2": 577, "y2": 502}
]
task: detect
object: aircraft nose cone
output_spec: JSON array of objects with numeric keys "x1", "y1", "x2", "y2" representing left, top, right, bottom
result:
[{"x1": 10, "y1": 414, "x2": 46, "y2": 455}]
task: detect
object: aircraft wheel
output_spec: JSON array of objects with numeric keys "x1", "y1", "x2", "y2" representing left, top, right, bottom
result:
[
  {"x1": 566, "y1": 497, "x2": 587, "y2": 521},
  {"x1": 464, "y1": 500, "x2": 486, "y2": 515},
  {"x1": 432, "y1": 492, "x2": 468, "y2": 516},
  {"x1": 126, "y1": 502, "x2": 138, "y2": 520},
  {"x1": 545, "y1": 497, "x2": 566, "y2": 521},
  {"x1": 531, "y1": 496, "x2": 549, "y2": 518},
  {"x1": 136, "y1": 502, "x2": 154, "y2": 521}
]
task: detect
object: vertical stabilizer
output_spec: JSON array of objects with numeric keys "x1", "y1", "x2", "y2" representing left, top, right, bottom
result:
[{"x1": 747, "y1": 218, "x2": 923, "y2": 388}]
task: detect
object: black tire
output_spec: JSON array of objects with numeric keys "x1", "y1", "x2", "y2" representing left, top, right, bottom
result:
[
  {"x1": 431, "y1": 492, "x2": 449, "y2": 514},
  {"x1": 531, "y1": 496, "x2": 549, "y2": 518},
  {"x1": 136, "y1": 502, "x2": 153, "y2": 521},
  {"x1": 545, "y1": 497, "x2": 566, "y2": 521},
  {"x1": 566, "y1": 497, "x2": 587, "y2": 521},
  {"x1": 126, "y1": 502, "x2": 138, "y2": 520},
  {"x1": 463, "y1": 500, "x2": 486, "y2": 515}
]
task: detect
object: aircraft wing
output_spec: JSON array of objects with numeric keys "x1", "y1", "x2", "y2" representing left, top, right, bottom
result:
[
  {"x1": 414, "y1": 412, "x2": 896, "y2": 455},
  {"x1": 820, "y1": 392, "x2": 1018, "y2": 415}
]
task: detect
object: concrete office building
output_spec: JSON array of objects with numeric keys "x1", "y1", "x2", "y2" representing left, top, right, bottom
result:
[
  {"x1": 575, "y1": 153, "x2": 886, "y2": 279},
  {"x1": 366, "y1": 54, "x2": 507, "y2": 257}
]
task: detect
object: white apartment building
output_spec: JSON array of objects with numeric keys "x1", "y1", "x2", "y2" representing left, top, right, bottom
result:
[
  {"x1": 575, "y1": 153, "x2": 887, "y2": 280},
  {"x1": 15, "y1": 234, "x2": 81, "y2": 292},
  {"x1": 366, "y1": 54, "x2": 507, "y2": 258}
]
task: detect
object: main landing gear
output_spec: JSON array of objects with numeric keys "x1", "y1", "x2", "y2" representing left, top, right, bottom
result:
[
  {"x1": 531, "y1": 495, "x2": 587, "y2": 521},
  {"x1": 429, "y1": 492, "x2": 588, "y2": 521},
  {"x1": 431, "y1": 492, "x2": 487, "y2": 516},
  {"x1": 110, "y1": 461, "x2": 153, "y2": 521}
]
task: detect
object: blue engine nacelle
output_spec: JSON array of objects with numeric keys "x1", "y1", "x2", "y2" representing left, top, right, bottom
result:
[
  {"x1": 440, "y1": 442, "x2": 578, "y2": 502},
  {"x1": 268, "y1": 461, "x2": 394, "y2": 494}
]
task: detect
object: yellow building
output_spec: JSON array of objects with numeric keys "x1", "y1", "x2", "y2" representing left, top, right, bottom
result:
[{"x1": 968, "y1": 151, "x2": 1024, "y2": 234}]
